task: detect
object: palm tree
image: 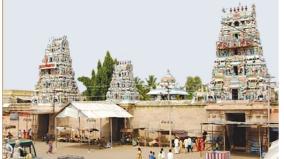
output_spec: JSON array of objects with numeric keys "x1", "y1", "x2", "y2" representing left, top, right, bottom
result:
[
  {"x1": 134, "y1": 77, "x2": 150, "y2": 100},
  {"x1": 146, "y1": 75, "x2": 157, "y2": 90}
]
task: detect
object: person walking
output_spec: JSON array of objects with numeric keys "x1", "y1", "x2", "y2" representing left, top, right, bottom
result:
[
  {"x1": 174, "y1": 138, "x2": 179, "y2": 154},
  {"x1": 150, "y1": 151, "x2": 157, "y2": 159},
  {"x1": 47, "y1": 140, "x2": 53, "y2": 154},
  {"x1": 149, "y1": 151, "x2": 154, "y2": 159},
  {"x1": 136, "y1": 147, "x2": 142, "y2": 159},
  {"x1": 13, "y1": 140, "x2": 24, "y2": 158},
  {"x1": 23, "y1": 130, "x2": 27, "y2": 139},
  {"x1": 160, "y1": 148, "x2": 165, "y2": 159},
  {"x1": 195, "y1": 138, "x2": 200, "y2": 152},
  {"x1": 158, "y1": 148, "x2": 166, "y2": 159},
  {"x1": 7, "y1": 131, "x2": 13, "y2": 139},
  {"x1": 200, "y1": 138, "x2": 205, "y2": 151},
  {"x1": 158, "y1": 150, "x2": 163, "y2": 159},
  {"x1": 187, "y1": 137, "x2": 192, "y2": 152},
  {"x1": 4, "y1": 138, "x2": 13, "y2": 159},
  {"x1": 28, "y1": 128, "x2": 32, "y2": 140},
  {"x1": 152, "y1": 152, "x2": 156, "y2": 159},
  {"x1": 17, "y1": 130, "x2": 22, "y2": 139},
  {"x1": 179, "y1": 139, "x2": 183, "y2": 153},
  {"x1": 167, "y1": 149, "x2": 174, "y2": 159},
  {"x1": 183, "y1": 138, "x2": 188, "y2": 153}
]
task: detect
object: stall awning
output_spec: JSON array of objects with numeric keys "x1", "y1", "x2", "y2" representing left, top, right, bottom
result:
[{"x1": 56, "y1": 102, "x2": 133, "y2": 119}]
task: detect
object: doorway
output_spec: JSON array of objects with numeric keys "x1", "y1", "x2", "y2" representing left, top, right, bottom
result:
[
  {"x1": 111, "y1": 118, "x2": 124, "y2": 141},
  {"x1": 226, "y1": 113, "x2": 245, "y2": 122},
  {"x1": 233, "y1": 66, "x2": 238, "y2": 75},
  {"x1": 37, "y1": 114, "x2": 49, "y2": 139},
  {"x1": 232, "y1": 89, "x2": 238, "y2": 100},
  {"x1": 226, "y1": 113, "x2": 246, "y2": 151}
]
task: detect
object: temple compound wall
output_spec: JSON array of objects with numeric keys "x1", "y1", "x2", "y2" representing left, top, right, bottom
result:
[{"x1": 121, "y1": 101, "x2": 208, "y2": 139}]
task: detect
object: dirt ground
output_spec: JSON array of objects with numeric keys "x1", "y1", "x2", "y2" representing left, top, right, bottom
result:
[{"x1": 33, "y1": 141, "x2": 259, "y2": 159}]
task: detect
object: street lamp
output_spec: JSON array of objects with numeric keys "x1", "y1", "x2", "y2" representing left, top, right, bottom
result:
[{"x1": 165, "y1": 81, "x2": 172, "y2": 149}]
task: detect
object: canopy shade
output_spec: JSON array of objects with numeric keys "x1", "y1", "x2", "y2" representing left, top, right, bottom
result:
[{"x1": 56, "y1": 102, "x2": 133, "y2": 119}]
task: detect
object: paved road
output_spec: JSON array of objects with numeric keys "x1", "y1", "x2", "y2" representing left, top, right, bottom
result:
[{"x1": 34, "y1": 141, "x2": 259, "y2": 159}]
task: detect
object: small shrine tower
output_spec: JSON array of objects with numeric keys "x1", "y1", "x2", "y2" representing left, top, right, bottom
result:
[
  {"x1": 106, "y1": 60, "x2": 139, "y2": 102},
  {"x1": 32, "y1": 36, "x2": 79, "y2": 105},
  {"x1": 210, "y1": 4, "x2": 270, "y2": 100}
]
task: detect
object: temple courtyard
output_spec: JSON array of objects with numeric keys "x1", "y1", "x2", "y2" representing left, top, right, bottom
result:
[{"x1": 34, "y1": 141, "x2": 259, "y2": 159}]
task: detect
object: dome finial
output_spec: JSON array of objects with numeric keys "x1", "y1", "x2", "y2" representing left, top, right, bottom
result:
[{"x1": 167, "y1": 69, "x2": 171, "y2": 75}]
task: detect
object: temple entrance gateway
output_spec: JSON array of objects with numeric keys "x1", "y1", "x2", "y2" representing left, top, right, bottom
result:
[
  {"x1": 111, "y1": 118, "x2": 124, "y2": 141},
  {"x1": 226, "y1": 113, "x2": 246, "y2": 151},
  {"x1": 37, "y1": 114, "x2": 49, "y2": 139}
]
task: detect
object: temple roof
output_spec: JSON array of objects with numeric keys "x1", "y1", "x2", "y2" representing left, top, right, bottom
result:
[
  {"x1": 147, "y1": 70, "x2": 188, "y2": 96},
  {"x1": 160, "y1": 69, "x2": 176, "y2": 84}
]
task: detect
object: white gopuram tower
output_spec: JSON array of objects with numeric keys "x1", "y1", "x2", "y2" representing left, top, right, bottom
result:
[{"x1": 33, "y1": 36, "x2": 79, "y2": 105}]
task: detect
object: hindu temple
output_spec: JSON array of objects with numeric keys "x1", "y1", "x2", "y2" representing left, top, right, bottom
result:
[
  {"x1": 106, "y1": 60, "x2": 139, "y2": 102},
  {"x1": 147, "y1": 70, "x2": 188, "y2": 100},
  {"x1": 209, "y1": 4, "x2": 270, "y2": 101},
  {"x1": 32, "y1": 36, "x2": 80, "y2": 105}
]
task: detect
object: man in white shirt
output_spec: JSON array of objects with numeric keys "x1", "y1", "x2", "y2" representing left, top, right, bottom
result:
[
  {"x1": 4, "y1": 139, "x2": 13, "y2": 159},
  {"x1": 174, "y1": 138, "x2": 179, "y2": 154},
  {"x1": 167, "y1": 149, "x2": 174, "y2": 159},
  {"x1": 187, "y1": 137, "x2": 192, "y2": 152},
  {"x1": 161, "y1": 148, "x2": 165, "y2": 159}
]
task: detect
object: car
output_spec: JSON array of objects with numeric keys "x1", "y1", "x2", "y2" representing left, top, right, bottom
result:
[{"x1": 8, "y1": 139, "x2": 40, "y2": 159}]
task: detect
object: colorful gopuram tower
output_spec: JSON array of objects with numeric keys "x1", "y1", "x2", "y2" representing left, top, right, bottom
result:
[
  {"x1": 210, "y1": 4, "x2": 270, "y2": 101},
  {"x1": 106, "y1": 60, "x2": 139, "y2": 102},
  {"x1": 32, "y1": 36, "x2": 79, "y2": 105}
]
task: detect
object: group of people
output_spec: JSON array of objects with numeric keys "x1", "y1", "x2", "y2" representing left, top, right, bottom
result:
[
  {"x1": 17, "y1": 128, "x2": 33, "y2": 139},
  {"x1": 173, "y1": 137, "x2": 193, "y2": 154},
  {"x1": 136, "y1": 147, "x2": 174, "y2": 159},
  {"x1": 6, "y1": 128, "x2": 33, "y2": 140}
]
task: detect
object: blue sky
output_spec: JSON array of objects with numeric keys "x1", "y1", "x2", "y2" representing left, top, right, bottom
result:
[{"x1": 3, "y1": 0, "x2": 278, "y2": 91}]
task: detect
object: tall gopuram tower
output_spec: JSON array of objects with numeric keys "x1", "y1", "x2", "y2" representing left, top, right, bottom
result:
[
  {"x1": 106, "y1": 60, "x2": 139, "y2": 102},
  {"x1": 210, "y1": 4, "x2": 270, "y2": 101},
  {"x1": 32, "y1": 36, "x2": 80, "y2": 105}
]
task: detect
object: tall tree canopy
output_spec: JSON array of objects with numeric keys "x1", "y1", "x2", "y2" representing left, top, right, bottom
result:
[
  {"x1": 134, "y1": 77, "x2": 150, "y2": 100},
  {"x1": 78, "y1": 51, "x2": 115, "y2": 101},
  {"x1": 185, "y1": 76, "x2": 202, "y2": 99},
  {"x1": 146, "y1": 75, "x2": 157, "y2": 90}
]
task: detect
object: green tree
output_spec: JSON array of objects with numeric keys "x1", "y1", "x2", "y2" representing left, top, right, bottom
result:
[
  {"x1": 146, "y1": 75, "x2": 157, "y2": 89},
  {"x1": 78, "y1": 52, "x2": 115, "y2": 101},
  {"x1": 100, "y1": 51, "x2": 115, "y2": 98},
  {"x1": 134, "y1": 77, "x2": 150, "y2": 100},
  {"x1": 185, "y1": 76, "x2": 202, "y2": 99}
]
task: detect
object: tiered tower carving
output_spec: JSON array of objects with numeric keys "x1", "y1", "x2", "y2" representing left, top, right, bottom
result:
[
  {"x1": 32, "y1": 36, "x2": 79, "y2": 104},
  {"x1": 106, "y1": 60, "x2": 139, "y2": 102},
  {"x1": 210, "y1": 4, "x2": 270, "y2": 101}
]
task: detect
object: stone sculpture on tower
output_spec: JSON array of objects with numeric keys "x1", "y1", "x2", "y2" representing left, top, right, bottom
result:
[
  {"x1": 210, "y1": 4, "x2": 270, "y2": 101},
  {"x1": 106, "y1": 60, "x2": 139, "y2": 102},
  {"x1": 32, "y1": 36, "x2": 79, "y2": 105}
]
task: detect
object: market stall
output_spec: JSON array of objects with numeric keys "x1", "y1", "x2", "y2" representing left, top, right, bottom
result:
[{"x1": 56, "y1": 102, "x2": 133, "y2": 149}]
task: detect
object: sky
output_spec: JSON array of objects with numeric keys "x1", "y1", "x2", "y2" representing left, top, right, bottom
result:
[{"x1": 3, "y1": 0, "x2": 278, "y2": 92}]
